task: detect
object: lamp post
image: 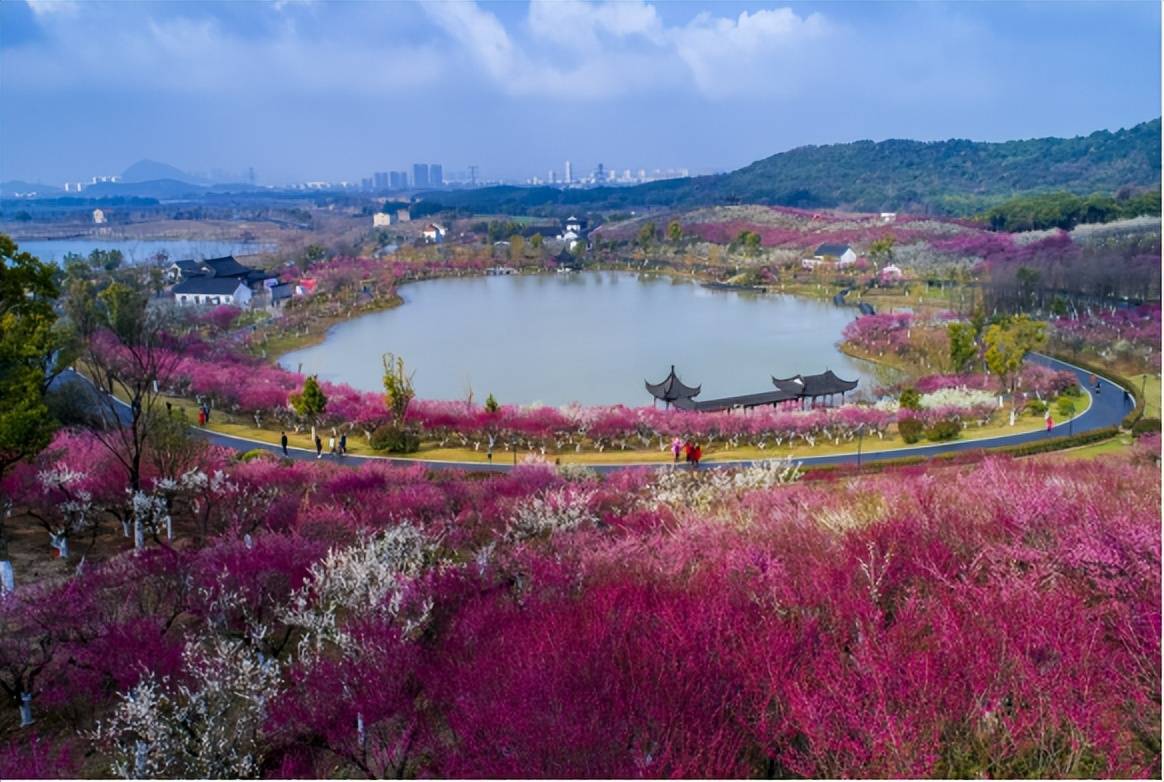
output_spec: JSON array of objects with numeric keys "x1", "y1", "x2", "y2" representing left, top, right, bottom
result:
[{"x1": 856, "y1": 424, "x2": 865, "y2": 470}]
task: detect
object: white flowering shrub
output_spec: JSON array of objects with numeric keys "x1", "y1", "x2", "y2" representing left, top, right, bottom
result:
[
  {"x1": 130, "y1": 490, "x2": 172, "y2": 546},
  {"x1": 36, "y1": 465, "x2": 94, "y2": 557},
  {"x1": 556, "y1": 462, "x2": 599, "y2": 483},
  {"x1": 652, "y1": 459, "x2": 802, "y2": 513},
  {"x1": 507, "y1": 487, "x2": 598, "y2": 541},
  {"x1": 93, "y1": 637, "x2": 280, "y2": 779},
  {"x1": 919, "y1": 388, "x2": 997, "y2": 409},
  {"x1": 282, "y1": 523, "x2": 434, "y2": 656}
]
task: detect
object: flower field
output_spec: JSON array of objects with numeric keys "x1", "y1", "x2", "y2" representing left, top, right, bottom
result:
[{"x1": 0, "y1": 435, "x2": 1159, "y2": 778}]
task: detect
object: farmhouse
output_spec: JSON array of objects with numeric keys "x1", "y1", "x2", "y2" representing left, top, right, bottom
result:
[
  {"x1": 813, "y1": 243, "x2": 857, "y2": 264},
  {"x1": 167, "y1": 255, "x2": 277, "y2": 290},
  {"x1": 422, "y1": 223, "x2": 447, "y2": 243},
  {"x1": 171, "y1": 277, "x2": 253, "y2": 307}
]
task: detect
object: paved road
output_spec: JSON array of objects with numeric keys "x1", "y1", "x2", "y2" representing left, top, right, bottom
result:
[{"x1": 69, "y1": 353, "x2": 1132, "y2": 474}]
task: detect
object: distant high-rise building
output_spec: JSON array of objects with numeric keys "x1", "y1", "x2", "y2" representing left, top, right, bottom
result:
[
  {"x1": 412, "y1": 163, "x2": 429, "y2": 188},
  {"x1": 361, "y1": 177, "x2": 373, "y2": 190},
  {"x1": 389, "y1": 171, "x2": 406, "y2": 189},
  {"x1": 373, "y1": 171, "x2": 389, "y2": 189},
  {"x1": 595, "y1": 163, "x2": 604, "y2": 182},
  {"x1": 564, "y1": 160, "x2": 572, "y2": 183},
  {"x1": 429, "y1": 164, "x2": 443, "y2": 186}
]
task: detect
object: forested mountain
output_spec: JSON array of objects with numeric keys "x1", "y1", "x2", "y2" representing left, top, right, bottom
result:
[{"x1": 427, "y1": 119, "x2": 1161, "y2": 216}]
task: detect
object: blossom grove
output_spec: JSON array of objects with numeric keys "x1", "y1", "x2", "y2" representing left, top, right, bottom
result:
[{"x1": 0, "y1": 431, "x2": 1159, "y2": 778}]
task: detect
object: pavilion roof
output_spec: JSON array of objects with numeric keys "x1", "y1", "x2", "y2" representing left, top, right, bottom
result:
[
  {"x1": 645, "y1": 365, "x2": 701, "y2": 402},
  {"x1": 773, "y1": 369, "x2": 859, "y2": 397},
  {"x1": 692, "y1": 387, "x2": 800, "y2": 412}
]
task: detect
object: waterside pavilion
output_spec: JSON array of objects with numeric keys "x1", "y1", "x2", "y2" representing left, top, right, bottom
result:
[{"x1": 645, "y1": 366, "x2": 859, "y2": 412}]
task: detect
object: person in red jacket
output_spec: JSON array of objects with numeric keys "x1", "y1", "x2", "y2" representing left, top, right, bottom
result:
[{"x1": 692, "y1": 443, "x2": 703, "y2": 467}]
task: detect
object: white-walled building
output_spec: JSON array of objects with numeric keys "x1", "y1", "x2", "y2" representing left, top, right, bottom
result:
[
  {"x1": 171, "y1": 277, "x2": 253, "y2": 307},
  {"x1": 813, "y1": 243, "x2": 857, "y2": 264},
  {"x1": 92, "y1": 208, "x2": 106, "y2": 224},
  {"x1": 373, "y1": 212, "x2": 392, "y2": 227},
  {"x1": 422, "y1": 223, "x2": 447, "y2": 243}
]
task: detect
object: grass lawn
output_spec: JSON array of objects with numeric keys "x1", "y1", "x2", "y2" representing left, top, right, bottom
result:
[
  {"x1": 1053, "y1": 434, "x2": 1135, "y2": 461},
  {"x1": 1128, "y1": 373, "x2": 1161, "y2": 419}
]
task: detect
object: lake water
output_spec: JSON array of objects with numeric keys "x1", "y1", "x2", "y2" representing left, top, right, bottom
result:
[
  {"x1": 280, "y1": 272, "x2": 875, "y2": 407},
  {"x1": 16, "y1": 239, "x2": 273, "y2": 264}
]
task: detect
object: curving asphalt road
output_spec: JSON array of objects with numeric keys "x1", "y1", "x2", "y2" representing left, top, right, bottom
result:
[{"x1": 67, "y1": 353, "x2": 1132, "y2": 474}]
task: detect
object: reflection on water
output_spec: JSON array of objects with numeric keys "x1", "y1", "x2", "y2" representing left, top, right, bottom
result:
[{"x1": 280, "y1": 272, "x2": 876, "y2": 407}]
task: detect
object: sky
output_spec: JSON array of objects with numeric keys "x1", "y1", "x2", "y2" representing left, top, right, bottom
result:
[{"x1": 1, "y1": 0, "x2": 1160, "y2": 186}]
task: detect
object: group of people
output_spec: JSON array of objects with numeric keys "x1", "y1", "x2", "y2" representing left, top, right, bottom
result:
[
  {"x1": 670, "y1": 437, "x2": 703, "y2": 467},
  {"x1": 279, "y1": 430, "x2": 347, "y2": 459},
  {"x1": 196, "y1": 401, "x2": 212, "y2": 426}
]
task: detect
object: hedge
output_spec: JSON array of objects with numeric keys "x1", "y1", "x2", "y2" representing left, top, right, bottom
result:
[
  {"x1": 802, "y1": 426, "x2": 1122, "y2": 478},
  {"x1": 1132, "y1": 417, "x2": 1161, "y2": 437}
]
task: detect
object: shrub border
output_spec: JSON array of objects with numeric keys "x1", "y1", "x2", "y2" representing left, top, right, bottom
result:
[{"x1": 802, "y1": 426, "x2": 1121, "y2": 478}]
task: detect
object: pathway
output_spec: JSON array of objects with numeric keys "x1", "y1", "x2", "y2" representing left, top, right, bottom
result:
[{"x1": 68, "y1": 353, "x2": 1132, "y2": 475}]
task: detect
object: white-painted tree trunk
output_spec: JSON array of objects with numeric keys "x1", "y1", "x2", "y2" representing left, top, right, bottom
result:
[
  {"x1": 134, "y1": 518, "x2": 145, "y2": 550},
  {"x1": 19, "y1": 693, "x2": 32, "y2": 727},
  {"x1": 166, "y1": 516, "x2": 173, "y2": 541},
  {"x1": 0, "y1": 560, "x2": 14, "y2": 593},
  {"x1": 134, "y1": 740, "x2": 148, "y2": 777}
]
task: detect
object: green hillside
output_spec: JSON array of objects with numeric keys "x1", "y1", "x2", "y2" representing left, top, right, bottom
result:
[{"x1": 427, "y1": 118, "x2": 1161, "y2": 216}]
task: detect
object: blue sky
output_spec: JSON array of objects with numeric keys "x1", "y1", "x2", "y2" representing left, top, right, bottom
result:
[{"x1": 1, "y1": 0, "x2": 1159, "y2": 186}]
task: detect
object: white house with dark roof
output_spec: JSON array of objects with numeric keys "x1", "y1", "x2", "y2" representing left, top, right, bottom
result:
[
  {"x1": 813, "y1": 243, "x2": 857, "y2": 264},
  {"x1": 167, "y1": 255, "x2": 277, "y2": 291},
  {"x1": 422, "y1": 223, "x2": 447, "y2": 243},
  {"x1": 171, "y1": 277, "x2": 253, "y2": 307}
]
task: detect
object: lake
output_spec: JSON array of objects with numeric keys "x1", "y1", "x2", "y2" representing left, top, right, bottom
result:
[
  {"x1": 279, "y1": 272, "x2": 876, "y2": 407},
  {"x1": 17, "y1": 238, "x2": 273, "y2": 264}
]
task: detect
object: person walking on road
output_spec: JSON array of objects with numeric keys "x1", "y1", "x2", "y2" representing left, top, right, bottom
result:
[
  {"x1": 315, "y1": 435, "x2": 323, "y2": 459},
  {"x1": 671, "y1": 437, "x2": 682, "y2": 463},
  {"x1": 328, "y1": 435, "x2": 336, "y2": 456},
  {"x1": 339, "y1": 433, "x2": 347, "y2": 456},
  {"x1": 280, "y1": 431, "x2": 288, "y2": 456},
  {"x1": 692, "y1": 443, "x2": 703, "y2": 468},
  {"x1": 1045, "y1": 413, "x2": 1054, "y2": 433}
]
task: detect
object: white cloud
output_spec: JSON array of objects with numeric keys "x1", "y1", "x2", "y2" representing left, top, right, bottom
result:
[
  {"x1": 25, "y1": 0, "x2": 80, "y2": 16},
  {"x1": 526, "y1": 0, "x2": 664, "y2": 50},
  {"x1": 3, "y1": 4, "x2": 445, "y2": 95},
  {"x1": 425, "y1": 1, "x2": 834, "y2": 100},
  {"x1": 670, "y1": 8, "x2": 831, "y2": 97}
]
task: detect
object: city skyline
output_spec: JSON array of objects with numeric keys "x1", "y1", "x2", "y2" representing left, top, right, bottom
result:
[{"x1": 1, "y1": 1, "x2": 1160, "y2": 185}]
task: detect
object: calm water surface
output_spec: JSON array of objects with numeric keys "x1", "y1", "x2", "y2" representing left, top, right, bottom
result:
[
  {"x1": 280, "y1": 272, "x2": 875, "y2": 407},
  {"x1": 18, "y1": 239, "x2": 272, "y2": 264}
]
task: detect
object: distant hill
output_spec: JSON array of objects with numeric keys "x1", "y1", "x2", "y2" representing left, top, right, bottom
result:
[
  {"x1": 120, "y1": 159, "x2": 206, "y2": 184},
  {"x1": 1, "y1": 180, "x2": 64, "y2": 197},
  {"x1": 428, "y1": 118, "x2": 1162, "y2": 216},
  {"x1": 80, "y1": 179, "x2": 266, "y2": 199}
]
